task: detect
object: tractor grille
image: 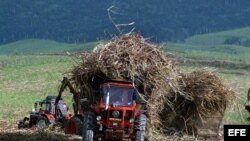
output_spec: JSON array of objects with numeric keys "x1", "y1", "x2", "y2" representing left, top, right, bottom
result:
[{"x1": 109, "y1": 110, "x2": 122, "y2": 119}]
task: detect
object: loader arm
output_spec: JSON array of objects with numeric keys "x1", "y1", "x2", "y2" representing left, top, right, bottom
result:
[{"x1": 55, "y1": 77, "x2": 79, "y2": 117}]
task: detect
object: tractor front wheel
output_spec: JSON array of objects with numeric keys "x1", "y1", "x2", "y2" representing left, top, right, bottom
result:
[
  {"x1": 65, "y1": 115, "x2": 83, "y2": 136},
  {"x1": 82, "y1": 111, "x2": 97, "y2": 141},
  {"x1": 36, "y1": 116, "x2": 49, "y2": 129},
  {"x1": 18, "y1": 117, "x2": 29, "y2": 129},
  {"x1": 134, "y1": 114, "x2": 146, "y2": 141}
]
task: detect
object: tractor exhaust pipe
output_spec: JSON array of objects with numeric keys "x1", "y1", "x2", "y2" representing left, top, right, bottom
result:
[
  {"x1": 105, "y1": 92, "x2": 110, "y2": 110},
  {"x1": 105, "y1": 85, "x2": 110, "y2": 110}
]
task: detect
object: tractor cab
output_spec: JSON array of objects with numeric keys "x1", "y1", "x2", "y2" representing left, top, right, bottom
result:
[
  {"x1": 35, "y1": 96, "x2": 68, "y2": 116},
  {"x1": 101, "y1": 81, "x2": 135, "y2": 108},
  {"x1": 36, "y1": 99, "x2": 51, "y2": 114},
  {"x1": 36, "y1": 96, "x2": 56, "y2": 114}
]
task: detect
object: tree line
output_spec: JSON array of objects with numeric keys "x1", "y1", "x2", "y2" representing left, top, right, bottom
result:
[{"x1": 1, "y1": 0, "x2": 250, "y2": 44}]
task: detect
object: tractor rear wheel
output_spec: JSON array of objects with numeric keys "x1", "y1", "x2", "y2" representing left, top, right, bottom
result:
[
  {"x1": 36, "y1": 116, "x2": 49, "y2": 129},
  {"x1": 134, "y1": 114, "x2": 146, "y2": 141},
  {"x1": 82, "y1": 111, "x2": 97, "y2": 141}
]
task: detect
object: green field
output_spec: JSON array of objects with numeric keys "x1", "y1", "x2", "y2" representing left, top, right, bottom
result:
[{"x1": 0, "y1": 55, "x2": 75, "y2": 124}]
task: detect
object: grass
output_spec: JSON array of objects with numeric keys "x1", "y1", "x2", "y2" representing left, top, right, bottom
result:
[
  {"x1": 0, "y1": 55, "x2": 76, "y2": 124},
  {"x1": 0, "y1": 39, "x2": 97, "y2": 54}
]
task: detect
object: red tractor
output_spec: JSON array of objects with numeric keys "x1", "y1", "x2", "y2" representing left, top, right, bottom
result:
[
  {"x1": 56, "y1": 77, "x2": 147, "y2": 141},
  {"x1": 18, "y1": 96, "x2": 70, "y2": 129}
]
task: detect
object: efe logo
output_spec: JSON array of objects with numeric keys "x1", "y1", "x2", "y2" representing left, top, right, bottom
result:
[
  {"x1": 228, "y1": 129, "x2": 246, "y2": 136},
  {"x1": 224, "y1": 125, "x2": 249, "y2": 141}
]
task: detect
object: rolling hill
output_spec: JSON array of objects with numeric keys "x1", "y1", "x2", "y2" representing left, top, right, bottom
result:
[
  {"x1": 0, "y1": 39, "x2": 97, "y2": 54},
  {"x1": 163, "y1": 27, "x2": 250, "y2": 63},
  {"x1": 185, "y1": 27, "x2": 250, "y2": 46},
  {"x1": 2, "y1": 26, "x2": 250, "y2": 64}
]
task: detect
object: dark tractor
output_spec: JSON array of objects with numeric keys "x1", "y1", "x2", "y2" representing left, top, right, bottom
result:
[
  {"x1": 246, "y1": 88, "x2": 250, "y2": 121},
  {"x1": 18, "y1": 96, "x2": 70, "y2": 129}
]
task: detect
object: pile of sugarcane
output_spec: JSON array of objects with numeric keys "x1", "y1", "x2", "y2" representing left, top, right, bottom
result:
[
  {"x1": 69, "y1": 33, "x2": 235, "y2": 140},
  {"x1": 159, "y1": 70, "x2": 234, "y2": 135}
]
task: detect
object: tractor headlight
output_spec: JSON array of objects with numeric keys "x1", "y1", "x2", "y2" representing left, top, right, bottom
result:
[
  {"x1": 112, "y1": 122, "x2": 118, "y2": 126},
  {"x1": 112, "y1": 110, "x2": 120, "y2": 118},
  {"x1": 129, "y1": 118, "x2": 134, "y2": 123},
  {"x1": 96, "y1": 116, "x2": 102, "y2": 121}
]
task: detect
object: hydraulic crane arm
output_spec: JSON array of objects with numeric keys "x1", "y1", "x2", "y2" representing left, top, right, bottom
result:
[
  {"x1": 55, "y1": 77, "x2": 79, "y2": 116},
  {"x1": 56, "y1": 77, "x2": 78, "y2": 101}
]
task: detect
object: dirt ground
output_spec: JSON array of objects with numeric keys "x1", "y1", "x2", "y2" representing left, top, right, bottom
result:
[
  {"x1": 0, "y1": 125, "x2": 224, "y2": 141},
  {"x1": 0, "y1": 120, "x2": 82, "y2": 141}
]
